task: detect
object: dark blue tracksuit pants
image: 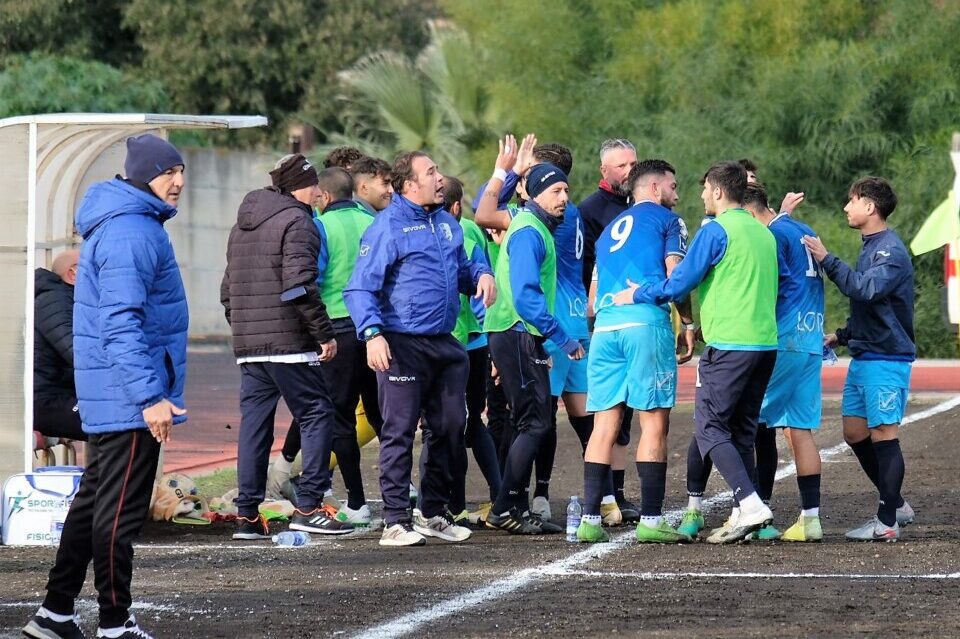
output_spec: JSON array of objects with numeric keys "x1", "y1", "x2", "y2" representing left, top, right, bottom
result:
[
  {"x1": 695, "y1": 347, "x2": 777, "y2": 501},
  {"x1": 377, "y1": 333, "x2": 468, "y2": 525},
  {"x1": 235, "y1": 361, "x2": 335, "y2": 517},
  {"x1": 488, "y1": 330, "x2": 553, "y2": 514}
]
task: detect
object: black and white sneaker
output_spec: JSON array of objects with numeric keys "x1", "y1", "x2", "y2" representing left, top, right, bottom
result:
[
  {"x1": 22, "y1": 609, "x2": 85, "y2": 639},
  {"x1": 232, "y1": 515, "x2": 271, "y2": 540},
  {"x1": 95, "y1": 615, "x2": 153, "y2": 638},
  {"x1": 528, "y1": 512, "x2": 563, "y2": 534},
  {"x1": 485, "y1": 507, "x2": 543, "y2": 535},
  {"x1": 289, "y1": 507, "x2": 354, "y2": 535}
]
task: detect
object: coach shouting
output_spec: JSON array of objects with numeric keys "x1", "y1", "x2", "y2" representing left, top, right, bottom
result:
[{"x1": 344, "y1": 151, "x2": 496, "y2": 547}]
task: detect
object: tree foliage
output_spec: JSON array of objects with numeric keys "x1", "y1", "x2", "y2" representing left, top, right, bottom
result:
[
  {"x1": 322, "y1": 23, "x2": 499, "y2": 188},
  {"x1": 0, "y1": 54, "x2": 167, "y2": 117},
  {"x1": 0, "y1": 0, "x2": 141, "y2": 67},
  {"x1": 123, "y1": 0, "x2": 437, "y2": 146},
  {"x1": 441, "y1": 0, "x2": 960, "y2": 357}
]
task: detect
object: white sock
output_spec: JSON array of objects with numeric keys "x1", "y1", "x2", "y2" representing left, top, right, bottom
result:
[
  {"x1": 38, "y1": 607, "x2": 74, "y2": 623},
  {"x1": 802, "y1": 507, "x2": 820, "y2": 517},
  {"x1": 687, "y1": 495, "x2": 703, "y2": 510},
  {"x1": 583, "y1": 514, "x2": 602, "y2": 526},
  {"x1": 640, "y1": 515, "x2": 662, "y2": 527},
  {"x1": 601, "y1": 494, "x2": 616, "y2": 505},
  {"x1": 274, "y1": 456, "x2": 293, "y2": 474},
  {"x1": 738, "y1": 492, "x2": 765, "y2": 514}
]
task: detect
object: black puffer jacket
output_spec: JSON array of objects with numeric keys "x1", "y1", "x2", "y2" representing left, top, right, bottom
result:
[
  {"x1": 34, "y1": 268, "x2": 75, "y2": 401},
  {"x1": 221, "y1": 187, "x2": 334, "y2": 357}
]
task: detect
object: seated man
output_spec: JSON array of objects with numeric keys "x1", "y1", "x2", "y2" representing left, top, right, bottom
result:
[{"x1": 34, "y1": 249, "x2": 87, "y2": 443}]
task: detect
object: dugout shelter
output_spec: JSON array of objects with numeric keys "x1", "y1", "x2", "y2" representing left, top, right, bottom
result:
[{"x1": 0, "y1": 113, "x2": 267, "y2": 484}]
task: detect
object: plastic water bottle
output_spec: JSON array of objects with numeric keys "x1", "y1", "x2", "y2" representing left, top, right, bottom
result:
[
  {"x1": 823, "y1": 345, "x2": 838, "y2": 366},
  {"x1": 566, "y1": 496, "x2": 582, "y2": 542},
  {"x1": 272, "y1": 531, "x2": 310, "y2": 547}
]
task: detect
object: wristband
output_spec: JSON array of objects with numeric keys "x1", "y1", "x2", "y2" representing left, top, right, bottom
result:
[
  {"x1": 681, "y1": 322, "x2": 697, "y2": 331},
  {"x1": 492, "y1": 168, "x2": 508, "y2": 182},
  {"x1": 363, "y1": 326, "x2": 382, "y2": 341}
]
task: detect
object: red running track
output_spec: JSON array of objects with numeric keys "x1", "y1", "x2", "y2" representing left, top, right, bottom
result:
[{"x1": 165, "y1": 350, "x2": 959, "y2": 474}]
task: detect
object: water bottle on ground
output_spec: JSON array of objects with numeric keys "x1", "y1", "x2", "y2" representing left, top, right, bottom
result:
[
  {"x1": 272, "y1": 531, "x2": 310, "y2": 547},
  {"x1": 822, "y1": 345, "x2": 838, "y2": 365},
  {"x1": 566, "y1": 496, "x2": 582, "y2": 542}
]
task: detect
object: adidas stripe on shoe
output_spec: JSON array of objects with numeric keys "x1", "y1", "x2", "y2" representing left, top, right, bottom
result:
[{"x1": 290, "y1": 506, "x2": 353, "y2": 535}]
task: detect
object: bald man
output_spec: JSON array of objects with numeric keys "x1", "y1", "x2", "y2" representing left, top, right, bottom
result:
[{"x1": 34, "y1": 249, "x2": 86, "y2": 441}]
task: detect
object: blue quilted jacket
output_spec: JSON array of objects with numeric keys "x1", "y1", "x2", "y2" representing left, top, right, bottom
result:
[{"x1": 73, "y1": 178, "x2": 189, "y2": 434}]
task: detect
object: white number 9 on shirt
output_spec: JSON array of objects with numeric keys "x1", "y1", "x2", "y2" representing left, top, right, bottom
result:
[{"x1": 609, "y1": 215, "x2": 634, "y2": 252}]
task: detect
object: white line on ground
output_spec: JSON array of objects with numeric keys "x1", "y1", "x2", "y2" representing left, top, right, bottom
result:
[
  {"x1": 350, "y1": 394, "x2": 960, "y2": 639},
  {"x1": 552, "y1": 569, "x2": 960, "y2": 580}
]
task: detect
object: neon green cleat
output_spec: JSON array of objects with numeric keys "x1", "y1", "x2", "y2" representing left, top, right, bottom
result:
[
  {"x1": 576, "y1": 519, "x2": 610, "y2": 543},
  {"x1": 748, "y1": 523, "x2": 782, "y2": 541},
  {"x1": 635, "y1": 520, "x2": 693, "y2": 543},
  {"x1": 677, "y1": 509, "x2": 705, "y2": 538},
  {"x1": 781, "y1": 515, "x2": 823, "y2": 542}
]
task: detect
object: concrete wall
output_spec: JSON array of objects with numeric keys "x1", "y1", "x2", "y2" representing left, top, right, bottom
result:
[{"x1": 168, "y1": 148, "x2": 277, "y2": 339}]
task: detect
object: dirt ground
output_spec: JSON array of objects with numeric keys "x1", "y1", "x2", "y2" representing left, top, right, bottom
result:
[{"x1": 2, "y1": 396, "x2": 959, "y2": 638}]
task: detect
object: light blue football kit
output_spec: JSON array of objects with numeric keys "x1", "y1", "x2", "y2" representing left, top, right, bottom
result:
[
  {"x1": 759, "y1": 213, "x2": 826, "y2": 430},
  {"x1": 588, "y1": 201, "x2": 687, "y2": 412},
  {"x1": 544, "y1": 203, "x2": 591, "y2": 395}
]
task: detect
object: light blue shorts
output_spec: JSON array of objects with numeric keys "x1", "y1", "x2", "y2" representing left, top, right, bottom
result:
[
  {"x1": 842, "y1": 359, "x2": 912, "y2": 427},
  {"x1": 545, "y1": 339, "x2": 589, "y2": 396},
  {"x1": 760, "y1": 350, "x2": 822, "y2": 429},
  {"x1": 587, "y1": 323, "x2": 676, "y2": 412}
]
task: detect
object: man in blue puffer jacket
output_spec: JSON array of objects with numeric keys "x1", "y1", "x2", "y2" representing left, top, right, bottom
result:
[
  {"x1": 25, "y1": 134, "x2": 187, "y2": 639},
  {"x1": 344, "y1": 151, "x2": 496, "y2": 547}
]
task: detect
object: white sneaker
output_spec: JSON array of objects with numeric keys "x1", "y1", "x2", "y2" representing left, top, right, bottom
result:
[
  {"x1": 96, "y1": 614, "x2": 154, "y2": 638},
  {"x1": 335, "y1": 503, "x2": 372, "y2": 526},
  {"x1": 707, "y1": 505, "x2": 773, "y2": 544},
  {"x1": 379, "y1": 522, "x2": 426, "y2": 547},
  {"x1": 846, "y1": 516, "x2": 900, "y2": 542},
  {"x1": 531, "y1": 496, "x2": 552, "y2": 521},
  {"x1": 896, "y1": 501, "x2": 915, "y2": 526},
  {"x1": 413, "y1": 510, "x2": 472, "y2": 542}
]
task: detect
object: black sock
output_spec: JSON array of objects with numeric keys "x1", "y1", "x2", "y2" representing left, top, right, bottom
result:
[
  {"x1": 569, "y1": 414, "x2": 594, "y2": 454},
  {"x1": 583, "y1": 461, "x2": 609, "y2": 517},
  {"x1": 636, "y1": 461, "x2": 667, "y2": 517},
  {"x1": 874, "y1": 439, "x2": 905, "y2": 527},
  {"x1": 848, "y1": 436, "x2": 880, "y2": 490},
  {"x1": 468, "y1": 424, "x2": 502, "y2": 503},
  {"x1": 709, "y1": 442, "x2": 756, "y2": 503},
  {"x1": 493, "y1": 432, "x2": 539, "y2": 514},
  {"x1": 282, "y1": 419, "x2": 301, "y2": 463},
  {"x1": 604, "y1": 466, "x2": 615, "y2": 497},
  {"x1": 686, "y1": 436, "x2": 712, "y2": 497},
  {"x1": 332, "y1": 436, "x2": 366, "y2": 510},
  {"x1": 449, "y1": 444, "x2": 468, "y2": 515},
  {"x1": 534, "y1": 425, "x2": 557, "y2": 499},
  {"x1": 754, "y1": 426, "x2": 778, "y2": 503},
  {"x1": 613, "y1": 470, "x2": 626, "y2": 503},
  {"x1": 797, "y1": 474, "x2": 821, "y2": 511}
]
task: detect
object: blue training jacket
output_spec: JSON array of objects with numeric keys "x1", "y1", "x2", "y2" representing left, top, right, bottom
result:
[
  {"x1": 73, "y1": 178, "x2": 189, "y2": 434},
  {"x1": 822, "y1": 228, "x2": 915, "y2": 361},
  {"x1": 344, "y1": 193, "x2": 491, "y2": 338}
]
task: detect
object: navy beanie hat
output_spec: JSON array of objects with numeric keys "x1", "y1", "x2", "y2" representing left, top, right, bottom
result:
[
  {"x1": 526, "y1": 163, "x2": 568, "y2": 199},
  {"x1": 124, "y1": 134, "x2": 184, "y2": 184}
]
